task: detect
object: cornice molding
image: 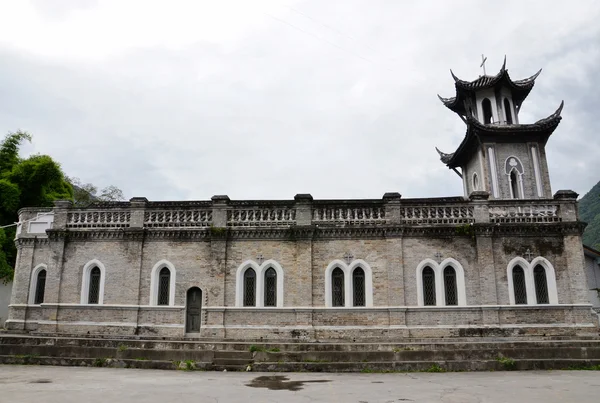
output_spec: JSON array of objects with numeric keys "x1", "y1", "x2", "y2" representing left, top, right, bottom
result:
[
  {"x1": 14, "y1": 238, "x2": 49, "y2": 248},
  {"x1": 34, "y1": 222, "x2": 585, "y2": 243}
]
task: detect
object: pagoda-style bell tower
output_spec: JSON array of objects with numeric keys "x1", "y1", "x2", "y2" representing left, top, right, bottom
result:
[{"x1": 436, "y1": 57, "x2": 563, "y2": 200}]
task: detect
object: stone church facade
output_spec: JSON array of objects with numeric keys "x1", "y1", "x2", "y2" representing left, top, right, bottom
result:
[{"x1": 6, "y1": 60, "x2": 597, "y2": 340}]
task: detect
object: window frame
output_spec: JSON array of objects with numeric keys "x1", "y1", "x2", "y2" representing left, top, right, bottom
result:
[
  {"x1": 416, "y1": 258, "x2": 467, "y2": 307},
  {"x1": 150, "y1": 260, "x2": 177, "y2": 306},
  {"x1": 80, "y1": 259, "x2": 106, "y2": 305},
  {"x1": 28, "y1": 264, "x2": 48, "y2": 305},
  {"x1": 507, "y1": 257, "x2": 558, "y2": 305},
  {"x1": 235, "y1": 260, "x2": 284, "y2": 308}
]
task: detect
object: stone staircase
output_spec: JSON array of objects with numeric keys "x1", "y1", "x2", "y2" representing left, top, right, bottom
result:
[{"x1": 1, "y1": 334, "x2": 599, "y2": 372}]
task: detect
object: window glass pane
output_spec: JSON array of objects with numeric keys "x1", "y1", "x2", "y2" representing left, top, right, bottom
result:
[
  {"x1": 534, "y1": 265, "x2": 549, "y2": 304},
  {"x1": 88, "y1": 267, "x2": 101, "y2": 304},
  {"x1": 353, "y1": 268, "x2": 365, "y2": 307},
  {"x1": 423, "y1": 267, "x2": 436, "y2": 306},
  {"x1": 158, "y1": 267, "x2": 170, "y2": 305},
  {"x1": 444, "y1": 266, "x2": 458, "y2": 306},
  {"x1": 244, "y1": 268, "x2": 256, "y2": 307},
  {"x1": 264, "y1": 268, "x2": 277, "y2": 307},
  {"x1": 513, "y1": 266, "x2": 527, "y2": 304},
  {"x1": 34, "y1": 270, "x2": 46, "y2": 304},
  {"x1": 332, "y1": 268, "x2": 345, "y2": 307}
]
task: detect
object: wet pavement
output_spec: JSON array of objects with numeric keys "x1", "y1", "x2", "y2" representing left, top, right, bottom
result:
[{"x1": 1, "y1": 365, "x2": 599, "y2": 402}]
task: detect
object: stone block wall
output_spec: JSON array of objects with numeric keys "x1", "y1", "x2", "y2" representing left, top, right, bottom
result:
[{"x1": 5, "y1": 193, "x2": 596, "y2": 340}]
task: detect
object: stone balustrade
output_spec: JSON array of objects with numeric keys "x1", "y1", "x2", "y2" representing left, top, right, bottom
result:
[
  {"x1": 144, "y1": 209, "x2": 212, "y2": 228},
  {"x1": 15, "y1": 190, "x2": 579, "y2": 236},
  {"x1": 227, "y1": 204, "x2": 296, "y2": 227},
  {"x1": 66, "y1": 210, "x2": 131, "y2": 228}
]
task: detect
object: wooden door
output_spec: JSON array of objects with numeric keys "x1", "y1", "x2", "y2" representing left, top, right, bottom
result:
[{"x1": 186, "y1": 287, "x2": 202, "y2": 333}]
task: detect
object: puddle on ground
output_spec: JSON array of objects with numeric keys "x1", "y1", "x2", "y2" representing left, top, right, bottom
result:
[
  {"x1": 246, "y1": 375, "x2": 330, "y2": 391},
  {"x1": 29, "y1": 379, "x2": 52, "y2": 384}
]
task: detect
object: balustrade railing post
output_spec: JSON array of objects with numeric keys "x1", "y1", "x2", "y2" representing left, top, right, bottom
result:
[
  {"x1": 294, "y1": 194, "x2": 313, "y2": 226},
  {"x1": 553, "y1": 190, "x2": 578, "y2": 222},
  {"x1": 129, "y1": 197, "x2": 147, "y2": 228},
  {"x1": 52, "y1": 200, "x2": 72, "y2": 229},
  {"x1": 469, "y1": 191, "x2": 490, "y2": 224},
  {"x1": 211, "y1": 195, "x2": 230, "y2": 227},
  {"x1": 383, "y1": 192, "x2": 402, "y2": 224}
]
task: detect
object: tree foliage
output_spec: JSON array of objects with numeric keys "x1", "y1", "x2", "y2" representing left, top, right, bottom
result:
[
  {"x1": 0, "y1": 131, "x2": 126, "y2": 281},
  {"x1": 69, "y1": 177, "x2": 125, "y2": 207},
  {"x1": 0, "y1": 131, "x2": 73, "y2": 281},
  {"x1": 579, "y1": 180, "x2": 600, "y2": 250}
]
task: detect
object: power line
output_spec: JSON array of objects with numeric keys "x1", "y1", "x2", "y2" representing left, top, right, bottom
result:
[{"x1": 0, "y1": 212, "x2": 54, "y2": 229}]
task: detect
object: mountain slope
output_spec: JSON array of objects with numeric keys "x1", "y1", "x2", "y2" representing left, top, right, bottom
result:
[{"x1": 579, "y1": 180, "x2": 600, "y2": 249}]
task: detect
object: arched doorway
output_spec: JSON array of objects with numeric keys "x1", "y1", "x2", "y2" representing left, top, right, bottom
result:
[{"x1": 186, "y1": 287, "x2": 202, "y2": 333}]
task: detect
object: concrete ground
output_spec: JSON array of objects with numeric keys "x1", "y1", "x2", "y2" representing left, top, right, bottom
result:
[{"x1": 1, "y1": 366, "x2": 599, "y2": 403}]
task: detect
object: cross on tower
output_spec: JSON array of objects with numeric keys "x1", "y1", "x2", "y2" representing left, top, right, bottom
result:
[
  {"x1": 480, "y1": 54, "x2": 488, "y2": 76},
  {"x1": 524, "y1": 249, "x2": 534, "y2": 261},
  {"x1": 256, "y1": 254, "x2": 264, "y2": 265},
  {"x1": 434, "y1": 251, "x2": 443, "y2": 263},
  {"x1": 343, "y1": 252, "x2": 354, "y2": 264}
]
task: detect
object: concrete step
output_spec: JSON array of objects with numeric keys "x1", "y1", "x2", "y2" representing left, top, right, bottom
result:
[
  {"x1": 214, "y1": 350, "x2": 253, "y2": 359},
  {"x1": 252, "y1": 359, "x2": 600, "y2": 372},
  {"x1": 1, "y1": 354, "x2": 598, "y2": 372},
  {"x1": 253, "y1": 347, "x2": 600, "y2": 362},
  {"x1": 3, "y1": 334, "x2": 600, "y2": 352},
  {"x1": 21, "y1": 331, "x2": 600, "y2": 344},
  {"x1": 0, "y1": 355, "x2": 210, "y2": 370},
  {"x1": 0, "y1": 344, "x2": 214, "y2": 362},
  {"x1": 212, "y1": 358, "x2": 253, "y2": 366}
]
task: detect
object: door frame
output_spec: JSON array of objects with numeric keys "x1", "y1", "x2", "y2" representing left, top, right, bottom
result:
[{"x1": 185, "y1": 286, "x2": 203, "y2": 333}]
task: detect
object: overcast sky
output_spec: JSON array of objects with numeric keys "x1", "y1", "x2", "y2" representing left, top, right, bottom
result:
[{"x1": 0, "y1": 0, "x2": 598, "y2": 201}]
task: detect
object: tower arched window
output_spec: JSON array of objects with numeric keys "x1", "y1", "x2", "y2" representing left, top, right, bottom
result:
[
  {"x1": 443, "y1": 266, "x2": 458, "y2": 306},
  {"x1": 34, "y1": 269, "x2": 46, "y2": 305},
  {"x1": 504, "y1": 98, "x2": 513, "y2": 124},
  {"x1": 482, "y1": 98, "x2": 493, "y2": 124},
  {"x1": 264, "y1": 267, "x2": 277, "y2": 307},
  {"x1": 332, "y1": 267, "x2": 345, "y2": 307},
  {"x1": 243, "y1": 268, "x2": 256, "y2": 306},
  {"x1": 352, "y1": 267, "x2": 365, "y2": 307},
  {"x1": 510, "y1": 170, "x2": 520, "y2": 199},
  {"x1": 157, "y1": 267, "x2": 171, "y2": 306},
  {"x1": 512, "y1": 265, "x2": 527, "y2": 305},
  {"x1": 422, "y1": 266, "x2": 436, "y2": 306},
  {"x1": 88, "y1": 267, "x2": 101, "y2": 304},
  {"x1": 533, "y1": 265, "x2": 549, "y2": 304}
]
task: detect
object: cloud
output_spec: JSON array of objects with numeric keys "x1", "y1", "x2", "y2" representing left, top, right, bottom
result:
[{"x1": 0, "y1": 0, "x2": 598, "y2": 201}]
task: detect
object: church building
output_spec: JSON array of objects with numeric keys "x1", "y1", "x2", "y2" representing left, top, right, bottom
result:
[{"x1": 6, "y1": 60, "x2": 597, "y2": 340}]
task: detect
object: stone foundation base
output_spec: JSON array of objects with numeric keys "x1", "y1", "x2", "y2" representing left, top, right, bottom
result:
[{"x1": 6, "y1": 303, "x2": 598, "y2": 340}]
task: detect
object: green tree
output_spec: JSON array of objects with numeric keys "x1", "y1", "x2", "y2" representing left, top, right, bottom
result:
[
  {"x1": 0, "y1": 131, "x2": 73, "y2": 281},
  {"x1": 69, "y1": 177, "x2": 125, "y2": 207}
]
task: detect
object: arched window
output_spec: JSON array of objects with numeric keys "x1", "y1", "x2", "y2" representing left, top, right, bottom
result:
[
  {"x1": 332, "y1": 267, "x2": 345, "y2": 307},
  {"x1": 512, "y1": 265, "x2": 527, "y2": 305},
  {"x1": 482, "y1": 98, "x2": 493, "y2": 124},
  {"x1": 510, "y1": 170, "x2": 520, "y2": 199},
  {"x1": 243, "y1": 268, "x2": 256, "y2": 307},
  {"x1": 88, "y1": 267, "x2": 101, "y2": 304},
  {"x1": 443, "y1": 266, "x2": 458, "y2": 306},
  {"x1": 34, "y1": 269, "x2": 46, "y2": 304},
  {"x1": 352, "y1": 267, "x2": 365, "y2": 307},
  {"x1": 422, "y1": 266, "x2": 436, "y2": 306},
  {"x1": 158, "y1": 267, "x2": 171, "y2": 306},
  {"x1": 533, "y1": 265, "x2": 549, "y2": 304},
  {"x1": 504, "y1": 98, "x2": 513, "y2": 124},
  {"x1": 264, "y1": 267, "x2": 277, "y2": 307}
]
